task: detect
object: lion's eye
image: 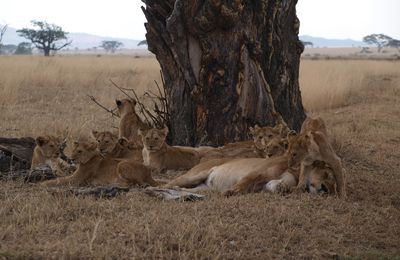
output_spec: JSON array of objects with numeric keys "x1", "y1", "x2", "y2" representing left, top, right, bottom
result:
[
  {"x1": 78, "y1": 150, "x2": 82, "y2": 154},
  {"x1": 105, "y1": 141, "x2": 109, "y2": 144},
  {"x1": 97, "y1": 140, "x2": 100, "y2": 143},
  {"x1": 258, "y1": 136, "x2": 263, "y2": 140},
  {"x1": 268, "y1": 134, "x2": 273, "y2": 138},
  {"x1": 49, "y1": 144, "x2": 54, "y2": 148},
  {"x1": 292, "y1": 153, "x2": 297, "y2": 157},
  {"x1": 155, "y1": 137, "x2": 159, "y2": 141},
  {"x1": 146, "y1": 137, "x2": 150, "y2": 140}
]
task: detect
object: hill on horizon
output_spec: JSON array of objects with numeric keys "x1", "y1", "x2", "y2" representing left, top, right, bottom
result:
[
  {"x1": 1, "y1": 25, "x2": 367, "y2": 49},
  {"x1": 1, "y1": 26, "x2": 145, "y2": 49}
]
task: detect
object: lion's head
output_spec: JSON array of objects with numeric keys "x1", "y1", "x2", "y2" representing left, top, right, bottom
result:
[
  {"x1": 249, "y1": 125, "x2": 280, "y2": 150},
  {"x1": 92, "y1": 131, "x2": 119, "y2": 154},
  {"x1": 304, "y1": 161, "x2": 336, "y2": 195},
  {"x1": 35, "y1": 135, "x2": 63, "y2": 159},
  {"x1": 263, "y1": 136, "x2": 288, "y2": 158},
  {"x1": 116, "y1": 98, "x2": 137, "y2": 116},
  {"x1": 138, "y1": 127, "x2": 168, "y2": 152},
  {"x1": 70, "y1": 141, "x2": 98, "y2": 164},
  {"x1": 287, "y1": 132, "x2": 320, "y2": 168}
]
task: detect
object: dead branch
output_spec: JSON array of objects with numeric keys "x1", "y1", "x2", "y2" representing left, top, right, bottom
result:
[{"x1": 86, "y1": 95, "x2": 119, "y2": 118}]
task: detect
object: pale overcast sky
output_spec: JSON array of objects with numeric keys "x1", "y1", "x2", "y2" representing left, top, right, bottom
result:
[{"x1": 0, "y1": 0, "x2": 399, "y2": 40}]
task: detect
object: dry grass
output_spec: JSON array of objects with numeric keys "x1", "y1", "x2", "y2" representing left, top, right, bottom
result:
[{"x1": 1, "y1": 56, "x2": 400, "y2": 259}]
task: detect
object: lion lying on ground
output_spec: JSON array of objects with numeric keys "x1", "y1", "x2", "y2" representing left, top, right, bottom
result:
[
  {"x1": 178, "y1": 124, "x2": 285, "y2": 161},
  {"x1": 92, "y1": 130, "x2": 142, "y2": 161},
  {"x1": 163, "y1": 135, "x2": 291, "y2": 193},
  {"x1": 42, "y1": 140, "x2": 158, "y2": 187},
  {"x1": 139, "y1": 127, "x2": 201, "y2": 173},
  {"x1": 116, "y1": 98, "x2": 149, "y2": 146},
  {"x1": 31, "y1": 135, "x2": 75, "y2": 176}
]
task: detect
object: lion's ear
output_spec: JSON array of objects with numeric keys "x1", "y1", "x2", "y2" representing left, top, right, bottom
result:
[
  {"x1": 161, "y1": 127, "x2": 169, "y2": 136},
  {"x1": 36, "y1": 136, "x2": 48, "y2": 146},
  {"x1": 118, "y1": 137, "x2": 129, "y2": 147},
  {"x1": 287, "y1": 130, "x2": 297, "y2": 143},
  {"x1": 249, "y1": 126, "x2": 255, "y2": 135},
  {"x1": 138, "y1": 129, "x2": 145, "y2": 137},
  {"x1": 91, "y1": 130, "x2": 99, "y2": 139}
]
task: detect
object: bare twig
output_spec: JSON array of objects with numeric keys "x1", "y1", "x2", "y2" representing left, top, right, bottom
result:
[{"x1": 86, "y1": 94, "x2": 119, "y2": 118}]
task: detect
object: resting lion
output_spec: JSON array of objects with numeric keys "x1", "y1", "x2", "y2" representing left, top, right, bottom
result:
[
  {"x1": 42, "y1": 140, "x2": 158, "y2": 187},
  {"x1": 185, "y1": 124, "x2": 285, "y2": 161},
  {"x1": 116, "y1": 98, "x2": 149, "y2": 146},
  {"x1": 287, "y1": 131, "x2": 346, "y2": 197},
  {"x1": 139, "y1": 127, "x2": 200, "y2": 172},
  {"x1": 31, "y1": 135, "x2": 63, "y2": 170},
  {"x1": 92, "y1": 130, "x2": 142, "y2": 161},
  {"x1": 163, "y1": 135, "x2": 291, "y2": 193}
]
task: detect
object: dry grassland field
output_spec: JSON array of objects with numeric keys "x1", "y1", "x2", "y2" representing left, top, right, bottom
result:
[{"x1": 0, "y1": 55, "x2": 400, "y2": 259}]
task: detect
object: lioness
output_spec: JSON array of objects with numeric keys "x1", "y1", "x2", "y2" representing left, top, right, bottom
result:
[
  {"x1": 116, "y1": 98, "x2": 149, "y2": 146},
  {"x1": 287, "y1": 131, "x2": 346, "y2": 197},
  {"x1": 139, "y1": 127, "x2": 200, "y2": 172},
  {"x1": 92, "y1": 130, "x2": 142, "y2": 161},
  {"x1": 42, "y1": 140, "x2": 158, "y2": 187},
  {"x1": 163, "y1": 136, "x2": 293, "y2": 193}
]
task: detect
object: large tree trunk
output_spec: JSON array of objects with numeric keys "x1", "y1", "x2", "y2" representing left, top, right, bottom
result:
[{"x1": 142, "y1": 0, "x2": 305, "y2": 146}]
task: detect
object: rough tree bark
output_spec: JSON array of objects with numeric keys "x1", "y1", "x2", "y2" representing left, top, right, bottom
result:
[{"x1": 142, "y1": 0, "x2": 306, "y2": 146}]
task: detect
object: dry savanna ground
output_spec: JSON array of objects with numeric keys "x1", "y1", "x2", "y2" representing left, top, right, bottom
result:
[{"x1": 0, "y1": 55, "x2": 400, "y2": 259}]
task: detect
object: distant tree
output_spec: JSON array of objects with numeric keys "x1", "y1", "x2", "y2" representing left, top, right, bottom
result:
[
  {"x1": 363, "y1": 34, "x2": 392, "y2": 52},
  {"x1": 301, "y1": 41, "x2": 313, "y2": 48},
  {"x1": 1, "y1": 44, "x2": 17, "y2": 54},
  {"x1": 0, "y1": 24, "x2": 8, "y2": 54},
  {"x1": 137, "y1": 40, "x2": 147, "y2": 46},
  {"x1": 386, "y1": 39, "x2": 400, "y2": 52},
  {"x1": 14, "y1": 42, "x2": 32, "y2": 55},
  {"x1": 100, "y1": 40, "x2": 123, "y2": 53},
  {"x1": 17, "y1": 20, "x2": 71, "y2": 56}
]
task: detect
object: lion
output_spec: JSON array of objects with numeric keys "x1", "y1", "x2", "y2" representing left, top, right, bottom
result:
[
  {"x1": 162, "y1": 136, "x2": 294, "y2": 193},
  {"x1": 263, "y1": 136, "x2": 288, "y2": 158},
  {"x1": 41, "y1": 140, "x2": 159, "y2": 187},
  {"x1": 138, "y1": 127, "x2": 201, "y2": 173},
  {"x1": 286, "y1": 131, "x2": 346, "y2": 197},
  {"x1": 92, "y1": 130, "x2": 142, "y2": 161},
  {"x1": 31, "y1": 135, "x2": 63, "y2": 170},
  {"x1": 116, "y1": 98, "x2": 149, "y2": 146}
]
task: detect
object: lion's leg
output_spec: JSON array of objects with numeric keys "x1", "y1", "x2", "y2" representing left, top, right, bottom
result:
[
  {"x1": 180, "y1": 184, "x2": 209, "y2": 193},
  {"x1": 163, "y1": 170, "x2": 211, "y2": 189},
  {"x1": 41, "y1": 174, "x2": 81, "y2": 187},
  {"x1": 264, "y1": 171, "x2": 297, "y2": 194},
  {"x1": 295, "y1": 164, "x2": 308, "y2": 191},
  {"x1": 330, "y1": 159, "x2": 346, "y2": 198}
]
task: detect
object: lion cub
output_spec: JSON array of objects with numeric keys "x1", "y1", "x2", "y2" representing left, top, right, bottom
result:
[
  {"x1": 92, "y1": 130, "x2": 142, "y2": 161},
  {"x1": 138, "y1": 127, "x2": 200, "y2": 173},
  {"x1": 31, "y1": 135, "x2": 63, "y2": 170},
  {"x1": 42, "y1": 141, "x2": 158, "y2": 187},
  {"x1": 116, "y1": 98, "x2": 149, "y2": 147}
]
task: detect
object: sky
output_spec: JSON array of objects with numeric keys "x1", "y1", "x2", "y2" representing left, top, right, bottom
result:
[{"x1": 0, "y1": 0, "x2": 399, "y2": 41}]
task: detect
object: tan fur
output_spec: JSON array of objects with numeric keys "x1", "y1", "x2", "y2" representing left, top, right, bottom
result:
[
  {"x1": 116, "y1": 98, "x2": 149, "y2": 147},
  {"x1": 42, "y1": 141, "x2": 158, "y2": 187},
  {"x1": 195, "y1": 125, "x2": 284, "y2": 161},
  {"x1": 300, "y1": 117, "x2": 328, "y2": 137},
  {"x1": 287, "y1": 131, "x2": 346, "y2": 197},
  {"x1": 31, "y1": 135, "x2": 63, "y2": 170},
  {"x1": 139, "y1": 127, "x2": 200, "y2": 172},
  {"x1": 92, "y1": 130, "x2": 142, "y2": 161},
  {"x1": 263, "y1": 136, "x2": 287, "y2": 158}
]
